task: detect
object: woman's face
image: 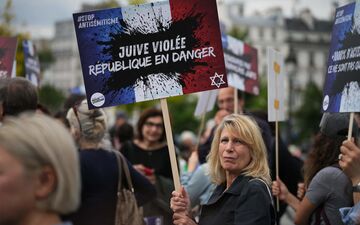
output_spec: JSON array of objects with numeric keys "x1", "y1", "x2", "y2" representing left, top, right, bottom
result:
[
  {"x1": 218, "y1": 128, "x2": 251, "y2": 176},
  {"x1": 142, "y1": 116, "x2": 164, "y2": 144},
  {"x1": 0, "y1": 146, "x2": 37, "y2": 225}
]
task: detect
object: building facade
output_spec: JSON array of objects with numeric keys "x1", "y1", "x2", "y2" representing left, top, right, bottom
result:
[
  {"x1": 218, "y1": 2, "x2": 333, "y2": 111},
  {"x1": 44, "y1": 19, "x2": 83, "y2": 91}
]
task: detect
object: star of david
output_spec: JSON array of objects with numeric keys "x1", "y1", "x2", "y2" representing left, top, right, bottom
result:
[{"x1": 210, "y1": 72, "x2": 225, "y2": 88}]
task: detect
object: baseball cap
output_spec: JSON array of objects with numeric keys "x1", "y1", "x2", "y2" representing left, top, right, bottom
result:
[{"x1": 319, "y1": 113, "x2": 358, "y2": 138}]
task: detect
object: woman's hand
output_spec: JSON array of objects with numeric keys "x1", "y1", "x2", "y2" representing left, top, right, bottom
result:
[
  {"x1": 173, "y1": 212, "x2": 197, "y2": 225},
  {"x1": 170, "y1": 187, "x2": 191, "y2": 214},
  {"x1": 133, "y1": 164, "x2": 156, "y2": 184},
  {"x1": 272, "y1": 177, "x2": 289, "y2": 201},
  {"x1": 297, "y1": 183, "x2": 305, "y2": 200},
  {"x1": 340, "y1": 139, "x2": 360, "y2": 184}
]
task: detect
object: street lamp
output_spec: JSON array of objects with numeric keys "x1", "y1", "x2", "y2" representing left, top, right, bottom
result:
[{"x1": 285, "y1": 47, "x2": 297, "y2": 145}]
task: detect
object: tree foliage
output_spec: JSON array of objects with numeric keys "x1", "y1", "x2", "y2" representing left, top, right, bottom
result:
[
  {"x1": 293, "y1": 81, "x2": 322, "y2": 144},
  {"x1": 228, "y1": 26, "x2": 248, "y2": 41},
  {"x1": 0, "y1": 0, "x2": 13, "y2": 35},
  {"x1": 167, "y1": 94, "x2": 200, "y2": 135},
  {"x1": 38, "y1": 84, "x2": 66, "y2": 114}
]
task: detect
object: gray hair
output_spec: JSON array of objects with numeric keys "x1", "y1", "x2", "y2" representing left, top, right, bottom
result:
[
  {"x1": 0, "y1": 113, "x2": 81, "y2": 213},
  {"x1": 66, "y1": 99, "x2": 107, "y2": 144}
]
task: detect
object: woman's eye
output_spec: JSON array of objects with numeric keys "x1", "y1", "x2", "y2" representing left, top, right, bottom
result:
[
  {"x1": 220, "y1": 138, "x2": 228, "y2": 143},
  {"x1": 234, "y1": 139, "x2": 243, "y2": 145}
]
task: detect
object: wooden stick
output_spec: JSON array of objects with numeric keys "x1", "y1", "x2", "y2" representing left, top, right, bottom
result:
[
  {"x1": 274, "y1": 66, "x2": 280, "y2": 212},
  {"x1": 195, "y1": 113, "x2": 206, "y2": 152},
  {"x1": 234, "y1": 88, "x2": 238, "y2": 114},
  {"x1": 275, "y1": 120, "x2": 280, "y2": 212},
  {"x1": 348, "y1": 112, "x2": 354, "y2": 141},
  {"x1": 160, "y1": 98, "x2": 181, "y2": 191}
]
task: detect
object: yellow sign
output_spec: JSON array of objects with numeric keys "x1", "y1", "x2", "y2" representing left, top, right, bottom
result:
[
  {"x1": 273, "y1": 62, "x2": 280, "y2": 74},
  {"x1": 274, "y1": 99, "x2": 279, "y2": 109}
]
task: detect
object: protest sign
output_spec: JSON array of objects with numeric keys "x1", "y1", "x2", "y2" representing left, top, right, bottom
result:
[
  {"x1": 222, "y1": 34, "x2": 259, "y2": 95},
  {"x1": 73, "y1": 0, "x2": 226, "y2": 109},
  {"x1": 0, "y1": 37, "x2": 17, "y2": 78},
  {"x1": 194, "y1": 89, "x2": 218, "y2": 117},
  {"x1": 323, "y1": 1, "x2": 360, "y2": 112},
  {"x1": 267, "y1": 48, "x2": 286, "y2": 211},
  {"x1": 23, "y1": 40, "x2": 41, "y2": 86},
  {"x1": 267, "y1": 48, "x2": 286, "y2": 122}
]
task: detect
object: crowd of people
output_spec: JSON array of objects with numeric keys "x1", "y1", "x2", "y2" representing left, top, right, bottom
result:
[{"x1": 0, "y1": 77, "x2": 359, "y2": 225}]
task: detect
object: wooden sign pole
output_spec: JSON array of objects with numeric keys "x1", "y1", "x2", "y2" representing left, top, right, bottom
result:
[
  {"x1": 348, "y1": 112, "x2": 354, "y2": 141},
  {"x1": 234, "y1": 88, "x2": 238, "y2": 114},
  {"x1": 160, "y1": 98, "x2": 181, "y2": 191}
]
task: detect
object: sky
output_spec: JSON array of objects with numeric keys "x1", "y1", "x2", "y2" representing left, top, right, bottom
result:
[{"x1": 0, "y1": 0, "x2": 353, "y2": 39}]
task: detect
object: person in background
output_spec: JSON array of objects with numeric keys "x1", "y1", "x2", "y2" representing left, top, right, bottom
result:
[
  {"x1": 0, "y1": 77, "x2": 38, "y2": 121},
  {"x1": 64, "y1": 100, "x2": 155, "y2": 225},
  {"x1": 178, "y1": 130, "x2": 197, "y2": 175},
  {"x1": 0, "y1": 113, "x2": 81, "y2": 225},
  {"x1": 114, "y1": 122, "x2": 134, "y2": 150},
  {"x1": 110, "y1": 111, "x2": 129, "y2": 149},
  {"x1": 120, "y1": 108, "x2": 174, "y2": 225},
  {"x1": 272, "y1": 113, "x2": 356, "y2": 225},
  {"x1": 338, "y1": 137, "x2": 360, "y2": 224},
  {"x1": 171, "y1": 114, "x2": 275, "y2": 225}
]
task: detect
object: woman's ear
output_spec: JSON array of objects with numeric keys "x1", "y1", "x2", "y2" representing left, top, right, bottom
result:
[{"x1": 34, "y1": 166, "x2": 57, "y2": 200}]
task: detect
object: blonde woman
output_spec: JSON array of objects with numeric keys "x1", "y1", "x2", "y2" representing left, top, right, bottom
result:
[
  {"x1": 170, "y1": 114, "x2": 275, "y2": 225},
  {"x1": 0, "y1": 113, "x2": 80, "y2": 225}
]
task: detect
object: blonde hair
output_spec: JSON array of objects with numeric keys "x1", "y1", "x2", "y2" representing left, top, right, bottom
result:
[
  {"x1": 207, "y1": 114, "x2": 271, "y2": 186},
  {"x1": 0, "y1": 113, "x2": 81, "y2": 214},
  {"x1": 66, "y1": 99, "x2": 107, "y2": 144}
]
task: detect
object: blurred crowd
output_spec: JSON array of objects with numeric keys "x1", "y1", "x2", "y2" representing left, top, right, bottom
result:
[{"x1": 0, "y1": 77, "x2": 359, "y2": 225}]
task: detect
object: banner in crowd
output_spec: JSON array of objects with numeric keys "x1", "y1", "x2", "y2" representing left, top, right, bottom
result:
[
  {"x1": 194, "y1": 89, "x2": 218, "y2": 117},
  {"x1": 222, "y1": 34, "x2": 259, "y2": 95},
  {"x1": 23, "y1": 40, "x2": 41, "y2": 86},
  {"x1": 267, "y1": 48, "x2": 286, "y2": 122},
  {"x1": 323, "y1": 1, "x2": 360, "y2": 112},
  {"x1": 0, "y1": 37, "x2": 17, "y2": 78},
  {"x1": 73, "y1": 0, "x2": 226, "y2": 109}
]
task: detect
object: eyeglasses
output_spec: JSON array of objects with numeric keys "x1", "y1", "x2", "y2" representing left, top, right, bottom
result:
[{"x1": 144, "y1": 121, "x2": 163, "y2": 129}]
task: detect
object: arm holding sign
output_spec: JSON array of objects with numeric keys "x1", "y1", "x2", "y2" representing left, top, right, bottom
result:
[{"x1": 340, "y1": 139, "x2": 360, "y2": 204}]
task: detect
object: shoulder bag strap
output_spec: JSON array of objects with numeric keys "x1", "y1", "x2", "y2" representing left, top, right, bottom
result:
[
  {"x1": 114, "y1": 150, "x2": 135, "y2": 193},
  {"x1": 114, "y1": 151, "x2": 124, "y2": 194},
  {"x1": 250, "y1": 178, "x2": 273, "y2": 204}
]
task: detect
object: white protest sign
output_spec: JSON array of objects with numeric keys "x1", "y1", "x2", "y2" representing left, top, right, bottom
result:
[{"x1": 267, "y1": 48, "x2": 286, "y2": 122}]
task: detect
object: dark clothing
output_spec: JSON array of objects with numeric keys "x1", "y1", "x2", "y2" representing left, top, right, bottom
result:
[
  {"x1": 121, "y1": 141, "x2": 173, "y2": 179},
  {"x1": 121, "y1": 141, "x2": 174, "y2": 225},
  {"x1": 199, "y1": 175, "x2": 276, "y2": 225},
  {"x1": 63, "y1": 149, "x2": 155, "y2": 225},
  {"x1": 275, "y1": 138, "x2": 303, "y2": 217}
]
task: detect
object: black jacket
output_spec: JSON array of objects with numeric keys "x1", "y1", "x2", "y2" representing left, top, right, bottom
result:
[{"x1": 199, "y1": 175, "x2": 276, "y2": 225}]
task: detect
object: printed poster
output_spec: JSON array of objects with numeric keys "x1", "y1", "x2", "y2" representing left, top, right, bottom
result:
[
  {"x1": 194, "y1": 89, "x2": 218, "y2": 117},
  {"x1": 323, "y1": 2, "x2": 360, "y2": 112},
  {"x1": 0, "y1": 37, "x2": 17, "y2": 79},
  {"x1": 267, "y1": 48, "x2": 286, "y2": 122},
  {"x1": 222, "y1": 34, "x2": 259, "y2": 95},
  {"x1": 73, "y1": 0, "x2": 227, "y2": 109},
  {"x1": 23, "y1": 40, "x2": 41, "y2": 86}
]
